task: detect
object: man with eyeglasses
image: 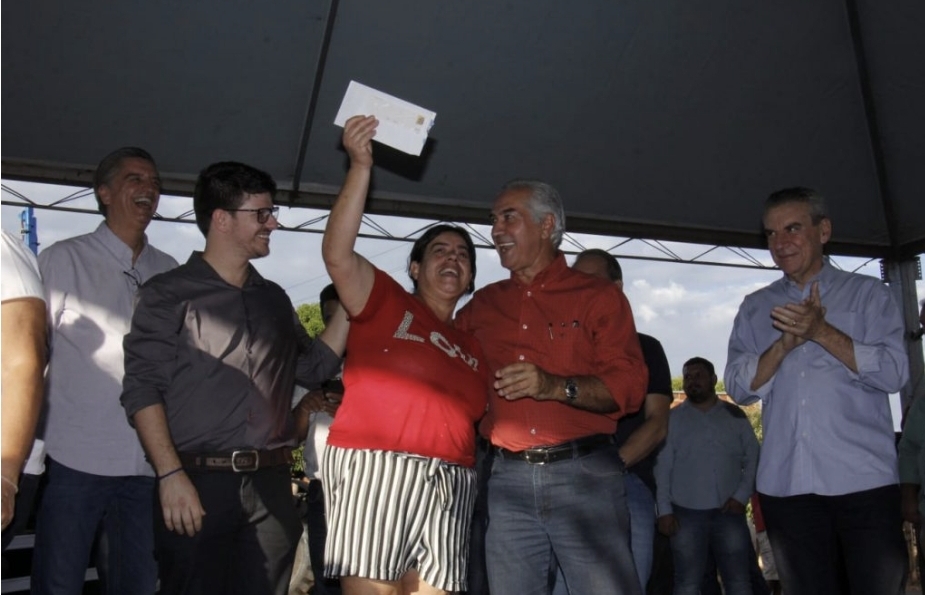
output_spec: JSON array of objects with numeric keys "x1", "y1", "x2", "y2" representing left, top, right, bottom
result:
[
  {"x1": 31, "y1": 147, "x2": 178, "y2": 595},
  {"x1": 121, "y1": 161, "x2": 348, "y2": 595}
]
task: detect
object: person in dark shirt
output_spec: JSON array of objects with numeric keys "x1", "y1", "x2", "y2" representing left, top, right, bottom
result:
[
  {"x1": 121, "y1": 161, "x2": 348, "y2": 595},
  {"x1": 571, "y1": 249, "x2": 672, "y2": 592}
]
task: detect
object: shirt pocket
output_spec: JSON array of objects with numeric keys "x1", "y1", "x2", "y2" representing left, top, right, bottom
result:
[{"x1": 546, "y1": 319, "x2": 585, "y2": 353}]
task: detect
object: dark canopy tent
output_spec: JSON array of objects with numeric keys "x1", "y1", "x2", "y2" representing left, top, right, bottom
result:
[{"x1": 2, "y1": 1, "x2": 923, "y2": 390}]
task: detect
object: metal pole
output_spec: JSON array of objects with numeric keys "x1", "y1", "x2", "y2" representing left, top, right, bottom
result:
[{"x1": 18, "y1": 206, "x2": 39, "y2": 254}]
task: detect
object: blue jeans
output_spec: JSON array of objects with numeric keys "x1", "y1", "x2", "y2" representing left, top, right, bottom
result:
[
  {"x1": 485, "y1": 442, "x2": 642, "y2": 595},
  {"x1": 550, "y1": 472, "x2": 653, "y2": 595},
  {"x1": 31, "y1": 458, "x2": 157, "y2": 595},
  {"x1": 669, "y1": 505, "x2": 752, "y2": 595},
  {"x1": 624, "y1": 472, "x2": 656, "y2": 590}
]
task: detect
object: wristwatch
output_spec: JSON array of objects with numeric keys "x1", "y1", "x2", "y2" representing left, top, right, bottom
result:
[{"x1": 564, "y1": 377, "x2": 578, "y2": 403}]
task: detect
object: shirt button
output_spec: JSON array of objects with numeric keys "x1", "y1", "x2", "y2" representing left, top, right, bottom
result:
[
  {"x1": 526, "y1": 291, "x2": 532, "y2": 297},
  {"x1": 518, "y1": 355, "x2": 525, "y2": 361},
  {"x1": 530, "y1": 428, "x2": 536, "y2": 435},
  {"x1": 800, "y1": 371, "x2": 805, "y2": 377},
  {"x1": 522, "y1": 324, "x2": 528, "y2": 330}
]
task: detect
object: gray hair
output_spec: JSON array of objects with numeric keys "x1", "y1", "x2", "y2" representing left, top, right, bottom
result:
[
  {"x1": 765, "y1": 187, "x2": 828, "y2": 224},
  {"x1": 499, "y1": 179, "x2": 566, "y2": 248},
  {"x1": 93, "y1": 147, "x2": 157, "y2": 217}
]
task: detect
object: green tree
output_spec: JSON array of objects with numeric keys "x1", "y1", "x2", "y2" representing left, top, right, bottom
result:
[
  {"x1": 744, "y1": 404, "x2": 763, "y2": 442},
  {"x1": 292, "y1": 301, "x2": 326, "y2": 475},
  {"x1": 296, "y1": 302, "x2": 325, "y2": 338}
]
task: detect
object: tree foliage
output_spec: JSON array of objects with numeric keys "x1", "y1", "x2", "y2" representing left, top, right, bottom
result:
[
  {"x1": 292, "y1": 300, "x2": 326, "y2": 475},
  {"x1": 744, "y1": 404, "x2": 763, "y2": 442},
  {"x1": 296, "y1": 302, "x2": 325, "y2": 338}
]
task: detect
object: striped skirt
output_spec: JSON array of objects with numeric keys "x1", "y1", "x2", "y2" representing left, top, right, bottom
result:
[{"x1": 321, "y1": 445, "x2": 477, "y2": 592}]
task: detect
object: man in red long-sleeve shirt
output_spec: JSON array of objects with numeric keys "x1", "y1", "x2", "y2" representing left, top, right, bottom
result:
[{"x1": 456, "y1": 179, "x2": 648, "y2": 595}]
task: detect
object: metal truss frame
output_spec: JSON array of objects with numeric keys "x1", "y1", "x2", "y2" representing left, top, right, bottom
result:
[{"x1": 1, "y1": 182, "x2": 882, "y2": 275}]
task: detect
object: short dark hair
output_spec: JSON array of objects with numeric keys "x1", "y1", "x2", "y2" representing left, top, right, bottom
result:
[
  {"x1": 319, "y1": 283, "x2": 340, "y2": 325},
  {"x1": 407, "y1": 224, "x2": 477, "y2": 294},
  {"x1": 575, "y1": 249, "x2": 622, "y2": 282},
  {"x1": 320, "y1": 283, "x2": 339, "y2": 306},
  {"x1": 682, "y1": 356, "x2": 715, "y2": 378},
  {"x1": 765, "y1": 187, "x2": 828, "y2": 224},
  {"x1": 193, "y1": 161, "x2": 277, "y2": 236},
  {"x1": 93, "y1": 147, "x2": 157, "y2": 216}
]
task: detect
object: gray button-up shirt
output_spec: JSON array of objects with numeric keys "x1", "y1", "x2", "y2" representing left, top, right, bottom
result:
[
  {"x1": 121, "y1": 252, "x2": 341, "y2": 453},
  {"x1": 39, "y1": 222, "x2": 178, "y2": 476},
  {"x1": 655, "y1": 399, "x2": 759, "y2": 515}
]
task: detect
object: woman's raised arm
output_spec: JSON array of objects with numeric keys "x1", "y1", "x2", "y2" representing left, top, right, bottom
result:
[{"x1": 321, "y1": 115, "x2": 379, "y2": 317}]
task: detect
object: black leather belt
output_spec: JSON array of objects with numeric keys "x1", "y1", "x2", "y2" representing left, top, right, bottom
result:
[
  {"x1": 495, "y1": 434, "x2": 614, "y2": 465},
  {"x1": 179, "y1": 447, "x2": 293, "y2": 472}
]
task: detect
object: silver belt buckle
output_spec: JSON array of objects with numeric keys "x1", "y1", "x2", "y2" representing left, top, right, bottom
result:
[
  {"x1": 231, "y1": 450, "x2": 260, "y2": 472},
  {"x1": 523, "y1": 448, "x2": 551, "y2": 465}
]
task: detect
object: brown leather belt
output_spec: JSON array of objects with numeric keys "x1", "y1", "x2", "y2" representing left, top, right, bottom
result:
[
  {"x1": 178, "y1": 447, "x2": 293, "y2": 472},
  {"x1": 495, "y1": 434, "x2": 614, "y2": 465}
]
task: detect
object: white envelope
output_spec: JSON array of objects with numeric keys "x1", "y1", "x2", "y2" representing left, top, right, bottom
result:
[{"x1": 334, "y1": 81, "x2": 436, "y2": 156}]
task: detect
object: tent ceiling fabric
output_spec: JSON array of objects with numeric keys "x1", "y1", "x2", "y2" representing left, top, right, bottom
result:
[{"x1": 3, "y1": 1, "x2": 924, "y2": 259}]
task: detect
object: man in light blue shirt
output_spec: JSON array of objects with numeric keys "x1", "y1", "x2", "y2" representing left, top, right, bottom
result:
[
  {"x1": 725, "y1": 187, "x2": 909, "y2": 595},
  {"x1": 655, "y1": 357, "x2": 758, "y2": 595}
]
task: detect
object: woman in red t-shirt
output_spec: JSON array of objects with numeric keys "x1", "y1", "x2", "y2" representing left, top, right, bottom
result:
[{"x1": 319, "y1": 115, "x2": 489, "y2": 595}]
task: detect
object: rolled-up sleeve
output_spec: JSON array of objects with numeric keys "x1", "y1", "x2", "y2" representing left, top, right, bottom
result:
[
  {"x1": 591, "y1": 286, "x2": 648, "y2": 416},
  {"x1": 851, "y1": 284, "x2": 909, "y2": 393},
  {"x1": 121, "y1": 280, "x2": 181, "y2": 423}
]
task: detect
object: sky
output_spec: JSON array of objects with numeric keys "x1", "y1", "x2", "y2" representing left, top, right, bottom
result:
[{"x1": 3, "y1": 179, "x2": 923, "y2": 391}]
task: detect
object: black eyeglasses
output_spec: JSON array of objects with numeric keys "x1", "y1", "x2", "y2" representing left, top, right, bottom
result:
[{"x1": 225, "y1": 206, "x2": 280, "y2": 224}]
